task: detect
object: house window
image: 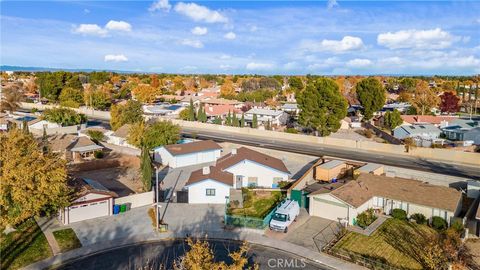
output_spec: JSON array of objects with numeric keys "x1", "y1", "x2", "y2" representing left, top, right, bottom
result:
[
  {"x1": 272, "y1": 177, "x2": 283, "y2": 188},
  {"x1": 373, "y1": 197, "x2": 384, "y2": 207},
  {"x1": 206, "y1": 189, "x2": 216, "y2": 196},
  {"x1": 248, "y1": 177, "x2": 258, "y2": 187}
]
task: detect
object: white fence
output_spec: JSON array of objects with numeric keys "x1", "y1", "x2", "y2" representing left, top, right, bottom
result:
[{"x1": 114, "y1": 191, "x2": 154, "y2": 209}]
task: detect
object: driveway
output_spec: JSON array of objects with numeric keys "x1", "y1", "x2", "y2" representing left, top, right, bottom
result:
[
  {"x1": 70, "y1": 206, "x2": 154, "y2": 246},
  {"x1": 283, "y1": 216, "x2": 339, "y2": 252},
  {"x1": 158, "y1": 203, "x2": 225, "y2": 236}
]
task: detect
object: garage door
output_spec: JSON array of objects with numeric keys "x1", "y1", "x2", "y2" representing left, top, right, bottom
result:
[
  {"x1": 69, "y1": 200, "x2": 109, "y2": 223},
  {"x1": 310, "y1": 197, "x2": 348, "y2": 222}
]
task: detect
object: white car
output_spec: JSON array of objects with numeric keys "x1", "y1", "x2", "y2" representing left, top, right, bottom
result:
[{"x1": 269, "y1": 200, "x2": 300, "y2": 233}]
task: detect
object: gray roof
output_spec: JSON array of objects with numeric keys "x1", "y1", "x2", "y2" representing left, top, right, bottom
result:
[
  {"x1": 245, "y1": 108, "x2": 285, "y2": 117},
  {"x1": 444, "y1": 119, "x2": 480, "y2": 131},
  {"x1": 281, "y1": 103, "x2": 298, "y2": 110},
  {"x1": 357, "y1": 163, "x2": 383, "y2": 173},
  {"x1": 394, "y1": 124, "x2": 441, "y2": 135},
  {"x1": 318, "y1": 160, "x2": 345, "y2": 170}
]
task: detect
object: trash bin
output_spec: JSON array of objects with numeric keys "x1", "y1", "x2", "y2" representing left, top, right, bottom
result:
[
  {"x1": 120, "y1": 204, "x2": 127, "y2": 213},
  {"x1": 113, "y1": 205, "x2": 120, "y2": 215},
  {"x1": 125, "y1": 203, "x2": 132, "y2": 211}
]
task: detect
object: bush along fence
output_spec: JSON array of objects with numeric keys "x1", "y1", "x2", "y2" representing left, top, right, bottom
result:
[{"x1": 224, "y1": 199, "x2": 285, "y2": 229}]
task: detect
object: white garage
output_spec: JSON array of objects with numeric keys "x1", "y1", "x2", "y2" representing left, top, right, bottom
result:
[
  {"x1": 154, "y1": 140, "x2": 222, "y2": 168},
  {"x1": 309, "y1": 193, "x2": 350, "y2": 223},
  {"x1": 59, "y1": 178, "x2": 117, "y2": 225}
]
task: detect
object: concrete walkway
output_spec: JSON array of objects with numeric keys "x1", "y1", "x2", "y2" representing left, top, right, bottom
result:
[
  {"x1": 347, "y1": 215, "x2": 389, "y2": 236},
  {"x1": 34, "y1": 217, "x2": 62, "y2": 256}
]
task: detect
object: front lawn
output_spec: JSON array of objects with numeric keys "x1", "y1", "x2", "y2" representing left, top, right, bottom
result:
[
  {"x1": 332, "y1": 218, "x2": 438, "y2": 270},
  {"x1": 52, "y1": 228, "x2": 82, "y2": 252},
  {"x1": 228, "y1": 189, "x2": 284, "y2": 218},
  {"x1": 0, "y1": 218, "x2": 52, "y2": 270}
]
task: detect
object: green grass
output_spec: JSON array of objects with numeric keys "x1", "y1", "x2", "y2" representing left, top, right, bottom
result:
[
  {"x1": 229, "y1": 190, "x2": 283, "y2": 218},
  {"x1": 0, "y1": 218, "x2": 52, "y2": 270},
  {"x1": 52, "y1": 228, "x2": 82, "y2": 253},
  {"x1": 333, "y1": 218, "x2": 438, "y2": 270}
]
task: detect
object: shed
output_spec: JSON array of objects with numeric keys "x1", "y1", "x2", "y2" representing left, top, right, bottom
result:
[
  {"x1": 356, "y1": 163, "x2": 384, "y2": 175},
  {"x1": 315, "y1": 160, "x2": 347, "y2": 182}
]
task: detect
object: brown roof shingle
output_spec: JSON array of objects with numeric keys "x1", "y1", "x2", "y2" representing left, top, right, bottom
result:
[
  {"x1": 215, "y1": 147, "x2": 290, "y2": 174},
  {"x1": 186, "y1": 166, "x2": 234, "y2": 186},
  {"x1": 69, "y1": 178, "x2": 118, "y2": 201},
  {"x1": 111, "y1": 124, "x2": 131, "y2": 138},
  {"x1": 164, "y1": 140, "x2": 222, "y2": 156},
  {"x1": 49, "y1": 134, "x2": 98, "y2": 152},
  {"x1": 330, "y1": 173, "x2": 461, "y2": 212}
]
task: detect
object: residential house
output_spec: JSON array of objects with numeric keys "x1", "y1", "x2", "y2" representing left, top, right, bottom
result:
[
  {"x1": 203, "y1": 104, "x2": 240, "y2": 119},
  {"x1": 308, "y1": 173, "x2": 462, "y2": 225},
  {"x1": 180, "y1": 96, "x2": 204, "y2": 107},
  {"x1": 393, "y1": 124, "x2": 442, "y2": 141},
  {"x1": 153, "y1": 140, "x2": 222, "y2": 168},
  {"x1": 107, "y1": 124, "x2": 136, "y2": 148},
  {"x1": 400, "y1": 115, "x2": 458, "y2": 128},
  {"x1": 185, "y1": 147, "x2": 290, "y2": 204},
  {"x1": 281, "y1": 103, "x2": 300, "y2": 115},
  {"x1": 49, "y1": 134, "x2": 104, "y2": 162},
  {"x1": 381, "y1": 102, "x2": 411, "y2": 113},
  {"x1": 442, "y1": 119, "x2": 480, "y2": 145},
  {"x1": 143, "y1": 104, "x2": 185, "y2": 116},
  {"x1": 59, "y1": 178, "x2": 118, "y2": 225},
  {"x1": 202, "y1": 98, "x2": 244, "y2": 109},
  {"x1": 244, "y1": 108, "x2": 288, "y2": 126}
]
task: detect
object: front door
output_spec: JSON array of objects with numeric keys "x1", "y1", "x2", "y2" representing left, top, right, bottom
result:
[{"x1": 235, "y1": 175, "x2": 243, "y2": 188}]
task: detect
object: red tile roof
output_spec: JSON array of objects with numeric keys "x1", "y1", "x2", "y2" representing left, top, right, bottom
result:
[{"x1": 400, "y1": 115, "x2": 458, "y2": 125}]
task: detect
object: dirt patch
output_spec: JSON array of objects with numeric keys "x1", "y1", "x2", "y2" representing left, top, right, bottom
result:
[
  {"x1": 466, "y1": 239, "x2": 480, "y2": 266},
  {"x1": 71, "y1": 153, "x2": 143, "y2": 196}
]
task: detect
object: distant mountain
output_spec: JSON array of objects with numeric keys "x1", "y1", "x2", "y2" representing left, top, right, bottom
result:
[{"x1": 0, "y1": 65, "x2": 139, "y2": 73}]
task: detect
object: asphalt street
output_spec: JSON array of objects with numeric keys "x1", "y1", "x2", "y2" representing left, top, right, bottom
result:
[
  {"x1": 180, "y1": 127, "x2": 480, "y2": 180},
  {"x1": 53, "y1": 239, "x2": 331, "y2": 270}
]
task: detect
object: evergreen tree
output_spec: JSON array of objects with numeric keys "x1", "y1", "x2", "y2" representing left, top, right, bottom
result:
[
  {"x1": 252, "y1": 114, "x2": 258, "y2": 128},
  {"x1": 297, "y1": 78, "x2": 348, "y2": 136},
  {"x1": 384, "y1": 109, "x2": 403, "y2": 130},
  {"x1": 140, "y1": 147, "x2": 153, "y2": 192},
  {"x1": 226, "y1": 111, "x2": 232, "y2": 126},
  {"x1": 232, "y1": 113, "x2": 239, "y2": 127},
  {"x1": 213, "y1": 116, "x2": 222, "y2": 125},
  {"x1": 188, "y1": 99, "x2": 196, "y2": 121},
  {"x1": 356, "y1": 77, "x2": 386, "y2": 120},
  {"x1": 265, "y1": 119, "x2": 271, "y2": 130},
  {"x1": 42, "y1": 126, "x2": 49, "y2": 154},
  {"x1": 240, "y1": 113, "x2": 245, "y2": 127}
]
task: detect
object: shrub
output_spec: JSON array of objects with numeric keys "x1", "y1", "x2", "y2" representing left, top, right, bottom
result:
[
  {"x1": 410, "y1": 213, "x2": 427, "y2": 224},
  {"x1": 277, "y1": 181, "x2": 291, "y2": 189},
  {"x1": 87, "y1": 130, "x2": 105, "y2": 143},
  {"x1": 391, "y1": 209, "x2": 407, "y2": 220},
  {"x1": 356, "y1": 208, "x2": 377, "y2": 228},
  {"x1": 284, "y1": 128, "x2": 298, "y2": 134},
  {"x1": 364, "y1": 129, "x2": 373, "y2": 138},
  {"x1": 431, "y1": 216, "x2": 448, "y2": 230},
  {"x1": 94, "y1": 151, "x2": 104, "y2": 159},
  {"x1": 450, "y1": 220, "x2": 464, "y2": 233},
  {"x1": 42, "y1": 107, "x2": 87, "y2": 126}
]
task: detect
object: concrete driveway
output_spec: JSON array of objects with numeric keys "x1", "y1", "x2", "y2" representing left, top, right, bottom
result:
[
  {"x1": 70, "y1": 206, "x2": 154, "y2": 246},
  {"x1": 283, "y1": 216, "x2": 339, "y2": 252}
]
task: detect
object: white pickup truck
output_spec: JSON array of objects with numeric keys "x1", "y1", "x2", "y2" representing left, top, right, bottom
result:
[{"x1": 269, "y1": 200, "x2": 300, "y2": 233}]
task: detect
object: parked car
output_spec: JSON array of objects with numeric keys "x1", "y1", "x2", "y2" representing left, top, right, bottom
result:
[{"x1": 269, "y1": 200, "x2": 300, "y2": 233}]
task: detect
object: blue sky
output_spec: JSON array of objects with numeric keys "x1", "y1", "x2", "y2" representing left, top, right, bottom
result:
[{"x1": 1, "y1": 1, "x2": 479, "y2": 75}]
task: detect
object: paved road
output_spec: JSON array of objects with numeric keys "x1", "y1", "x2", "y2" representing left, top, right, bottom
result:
[
  {"x1": 53, "y1": 239, "x2": 332, "y2": 270},
  {"x1": 181, "y1": 127, "x2": 480, "y2": 180}
]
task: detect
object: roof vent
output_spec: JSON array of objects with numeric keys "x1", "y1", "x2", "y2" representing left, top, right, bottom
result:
[
  {"x1": 231, "y1": 148, "x2": 237, "y2": 155},
  {"x1": 202, "y1": 166, "x2": 210, "y2": 175}
]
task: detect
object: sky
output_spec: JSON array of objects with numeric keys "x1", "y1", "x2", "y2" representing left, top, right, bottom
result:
[{"x1": 1, "y1": 0, "x2": 479, "y2": 75}]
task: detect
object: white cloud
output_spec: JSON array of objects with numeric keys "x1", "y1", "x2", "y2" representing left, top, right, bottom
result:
[
  {"x1": 149, "y1": 0, "x2": 172, "y2": 12},
  {"x1": 174, "y1": 2, "x2": 228, "y2": 23},
  {"x1": 327, "y1": 0, "x2": 338, "y2": 9},
  {"x1": 73, "y1": 24, "x2": 107, "y2": 37},
  {"x1": 377, "y1": 28, "x2": 457, "y2": 49},
  {"x1": 246, "y1": 62, "x2": 274, "y2": 70},
  {"x1": 250, "y1": 25, "x2": 258, "y2": 32},
  {"x1": 83, "y1": 9, "x2": 90, "y2": 14},
  {"x1": 301, "y1": 36, "x2": 364, "y2": 53},
  {"x1": 105, "y1": 20, "x2": 132, "y2": 32},
  {"x1": 191, "y1": 26, "x2": 208, "y2": 36},
  {"x1": 224, "y1": 31, "x2": 236, "y2": 40},
  {"x1": 283, "y1": 62, "x2": 298, "y2": 70},
  {"x1": 346, "y1": 58, "x2": 372, "y2": 68},
  {"x1": 181, "y1": 39, "x2": 204, "y2": 48},
  {"x1": 104, "y1": 54, "x2": 128, "y2": 62},
  {"x1": 220, "y1": 64, "x2": 232, "y2": 70},
  {"x1": 220, "y1": 54, "x2": 231, "y2": 59}
]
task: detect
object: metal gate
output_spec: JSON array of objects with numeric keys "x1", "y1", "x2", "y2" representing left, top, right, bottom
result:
[{"x1": 176, "y1": 190, "x2": 188, "y2": 203}]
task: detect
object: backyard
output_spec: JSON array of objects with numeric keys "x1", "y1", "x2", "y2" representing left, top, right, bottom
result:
[
  {"x1": 0, "y1": 219, "x2": 52, "y2": 270},
  {"x1": 228, "y1": 189, "x2": 284, "y2": 218},
  {"x1": 332, "y1": 218, "x2": 438, "y2": 270}
]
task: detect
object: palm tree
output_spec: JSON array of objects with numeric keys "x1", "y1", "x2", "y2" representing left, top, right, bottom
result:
[{"x1": 1, "y1": 86, "x2": 23, "y2": 113}]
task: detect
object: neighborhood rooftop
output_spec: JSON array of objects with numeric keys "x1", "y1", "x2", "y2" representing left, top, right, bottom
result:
[
  {"x1": 246, "y1": 108, "x2": 285, "y2": 116},
  {"x1": 163, "y1": 140, "x2": 222, "y2": 156},
  {"x1": 329, "y1": 173, "x2": 462, "y2": 212},
  {"x1": 216, "y1": 147, "x2": 290, "y2": 174},
  {"x1": 69, "y1": 178, "x2": 118, "y2": 199},
  {"x1": 186, "y1": 166, "x2": 234, "y2": 186},
  {"x1": 317, "y1": 160, "x2": 345, "y2": 170},
  {"x1": 111, "y1": 124, "x2": 131, "y2": 138}
]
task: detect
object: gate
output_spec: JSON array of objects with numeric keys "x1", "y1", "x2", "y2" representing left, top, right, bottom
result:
[
  {"x1": 176, "y1": 190, "x2": 188, "y2": 203},
  {"x1": 291, "y1": 189, "x2": 309, "y2": 209}
]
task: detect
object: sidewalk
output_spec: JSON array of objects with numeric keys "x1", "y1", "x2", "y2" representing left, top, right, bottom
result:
[{"x1": 34, "y1": 217, "x2": 63, "y2": 256}]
